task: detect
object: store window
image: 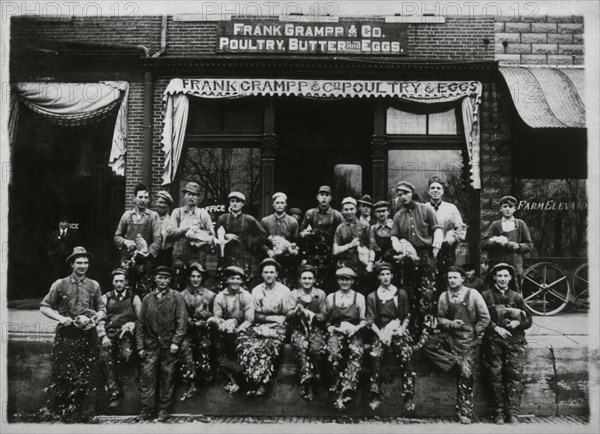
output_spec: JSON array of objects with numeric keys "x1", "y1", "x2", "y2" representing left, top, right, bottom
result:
[
  {"x1": 386, "y1": 106, "x2": 459, "y2": 135},
  {"x1": 333, "y1": 164, "x2": 362, "y2": 202},
  {"x1": 180, "y1": 146, "x2": 261, "y2": 216},
  {"x1": 186, "y1": 97, "x2": 264, "y2": 134}
]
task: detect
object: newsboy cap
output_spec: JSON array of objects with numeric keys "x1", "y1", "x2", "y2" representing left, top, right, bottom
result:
[
  {"x1": 224, "y1": 266, "x2": 246, "y2": 280},
  {"x1": 336, "y1": 267, "x2": 357, "y2": 278},
  {"x1": 373, "y1": 200, "x2": 390, "y2": 210},
  {"x1": 396, "y1": 181, "x2": 416, "y2": 193},
  {"x1": 157, "y1": 190, "x2": 174, "y2": 206},
  {"x1": 341, "y1": 197, "x2": 357, "y2": 207},
  {"x1": 259, "y1": 258, "x2": 281, "y2": 272},
  {"x1": 111, "y1": 268, "x2": 127, "y2": 278},
  {"x1": 357, "y1": 194, "x2": 373, "y2": 207},
  {"x1": 154, "y1": 266, "x2": 175, "y2": 277},
  {"x1": 272, "y1": 192, "x2": 288, "y2": 202},
  {"x1": 317, "y1": 185, "x2": 332, "y2": 195},
  {"x1": 375, "y1": 262, "x2": 393, "y2": 274},
  {"x1": 182, "y1": 182, "x2": 201, "y2": 195},
  {"x1": 490, "y1": 262, "x2": 515, "y2": 278},
  {"x1": 297, "y1": 264, "x2": 317, "y2": 277},
  {"x1": 289, "y1": 208, "x2": 302, "y2": 215},
  {"x1": 228, "y1": 191, "x2": 246, "y2": 202},
  {"x1": 447, "y1": 265, "x2": 466, "y2": 278},
  {"x1": 499, "y1": 195, "x2": 517, "y2": 206}
]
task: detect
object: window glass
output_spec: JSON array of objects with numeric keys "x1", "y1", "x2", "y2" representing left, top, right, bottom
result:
[
  {"x1": 333, "y1": 164, "x2": 362, "y2": 202},
  {"x1": 386, "y1": 107, "x2": 426, "y2": 134},
  {"x1": 180, "y1": 147, "x2": 261, "y2": 216},
  {"x1": 429, "y1": 108, "x2": 458, "y2": 135},
  {"x1": 186, "y1": 97, "x2": 264, "y2": 134}
]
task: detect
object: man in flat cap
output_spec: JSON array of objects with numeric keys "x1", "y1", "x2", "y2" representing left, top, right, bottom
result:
[
  {"x1": 179, "y1": 262, "x2": 217, "y2": 400},
  {"x1": 365, "y1": 262, "x2": 416, "y2": 411},
  {"x1": 47, "y1": 213, "x2": 80, "y2": 282},
  {"x1": 422, "y1": 265, "x2": 490, "y2": 424},
  {"x1": 370, "y1": 200, "x2": 394, "y2": 262},
  {"x1": 238, "y1": 258, "x2": 292, "y2": 395},
  {"x1": 324, "y1": 267, "x2": 367, "y2": 409},
  {"x1": 115, "y1": 183, "x2": 162, "y2": 297},
  {"x1": 98, "y1": 268, "x2": 141, "y2": 408},
  {"x1": 136, "y1": 266, "x2": 187, "y2": 422},
  {"x1": 357, "y1": 194, "x2": 374, "y2": 224},
  {"x1": 215, "y1": 191, "x2": 269, "y2": 289},
  {"x1": 40, "y1": 246, "x2": 105, "y2": 422},
  {"x1": 167, "y1": 181, "x2": 215, "y2": 290},
  {"x1": 289, "y1": 208, "x2": 303, "y2": 222},
  {"x1": 209, "y1": 266, "x2": 255, "y2": 394},
  {"x1": 481, "y1": 196, "x2": 533, "y2": 290},
  {"x1": 300, "y1": 185, "x2": 343, "y2": 290},
  {"x1": 333, "y1": 196, "x2": 375, "y2": 292},
  {"x1": 261, "y1": 192, "x2": 300, "y2": 286},
  {"x1": 482, "y1": 263, "x2": 532, "y2": 424},
  {"x1": 154, "y1": 190, "x2": 175, "y2": 267}
]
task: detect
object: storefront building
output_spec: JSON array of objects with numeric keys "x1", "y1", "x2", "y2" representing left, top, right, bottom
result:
[{"x1": 8, "y1": 13, "x2": 586, "y2": 298}]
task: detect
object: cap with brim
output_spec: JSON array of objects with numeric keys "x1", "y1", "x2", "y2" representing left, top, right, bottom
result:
[
  {"x1": 341, "y1": 197, "x2": 357, "y2": 207},
  {"x1": 154, "y1": 266, "x2": 175, "y2": 277},
  {"x1": 272, "y1": 192, "x2": 287, "y2": 202},
  {"x1": 396, "y1": 181, "x2": 416, "y2": 193},
  {"x1": 357, "y1": 194, "x2": 373, "y2": 207},
  {"x1": 259, "y1": 258, "x2": 281, "y2": 272},
  {"x1": 182, "y1": 182, "x2": 201, "y2": 195},
  {"x1": 373, "y1": 200, "x2": 390, "y2": 210},
  {"x1": 228, "y1": 191, "x2": 246, "y2": 202},
  {"x1": 490, "y1": 262, "x2": 515, "y2": 277},
  {"x1": 298, "y1": 264, "x2": 317, "y2": 277},
  {"x1": 188, "y1": 262, "x2": 207, "y2": 276},
  {"x1": 499, "y1": 195, "x2": 517, "y2": 206},
  {"x1": 317, "y1": 185, "x2": 332, "y2": 195},
  {"x1": 111, "y1": 268, "x2": 127, "y2": 277},
  {"x1": 157, "y1": 190, "x2": 174, "y2": 206},
  {"x1": 66, "y1": 246, "x2": 93, "y2": 264},
  {"x1": 447, "y1": 265, "x2": 466, "y2": 277},
  {"x1": 224, "y1": 266, "x2": 246, "y2": 280},
  {"x1": 289, "y1": 208, "x2": 302, "y2": 215},
  {"x1": 375, "y1": 262, "x2": 393, "y2": 274},
  {"x1": 336, "y1": 267, "x2": 357, "y2": 278}
]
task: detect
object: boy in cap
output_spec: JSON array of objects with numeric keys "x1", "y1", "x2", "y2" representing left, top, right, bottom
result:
[
  {"x1": 324, "y1": 267, "x2": 367, "y2": 409},
  {"x1": 40, "y1": 246, "x2": 105, "y2": 422},
  {"x1": 421, "y1": 266, "x2": 490, "y2": 424},
  {"x1": 154, "y1": 190, "x2": 175, "y2": 267},
  {"x1": 333, "y1": 196, "x2": 375, "y2": 291},
  {"x1": 238, "y1": 258, "x2": 292, "y2": 396},
  {"x1": 114, "y1": 183, "x2": 162, "y2": 297},
  {"x1": 261, "y1": 192, "x2": 300, "y2": 286},
  {"x1": 215, "y1": 191, "x2": 269, "y2": 289},
  {"x1": 136, "y1": 266, "x2": 187, "y2": 422},
  {"x1": 179, "y1": 262, "x2": 217, "y2": 400},
  {"x1": 286, "y1": 264, "x2": 327, "y2": 400},
  {"x1": 98, "y1": 268, "x2": 141, "y2": 408},
  {"x1": 289, "y1": 208, "x2": 303, "y2": 222},
  {"x1": 357, "y1": 194, "x2": 374, "y2": 224},
  {"x1": 209, "y1": 266, "x2": 255, "y2": 394},
  {"x1": 167, "y1": 182, "x2": 215, "y2": 289},
  {"x1": 481, "y1": 196, "x2": 533, "y2": 289},
  {"x1": 300, "y1": 185, "x2": 343, "y2": 290},
  {"x1": 482, "y1": 263, "x2": 532, "y2": 424},
  {"x1": 366, "y1": 262, "x2": 416, "y2": 411}
]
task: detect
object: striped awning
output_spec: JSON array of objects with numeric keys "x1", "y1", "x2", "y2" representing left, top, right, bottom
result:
[{"x1": 499, "y1": 67, "x2": 585, "y2": 129}]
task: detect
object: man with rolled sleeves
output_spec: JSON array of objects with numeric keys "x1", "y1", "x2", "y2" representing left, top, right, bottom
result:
[
  {"x1": 40, "y1": 246, "x2": 105, "y2": 422},
  {"x1": 421, "y1": 266, "x2": 490, "y2": 424},
  {"x1": 481, "y1": 195, "x2": 533, "y2": 290},
  {"x1": 482, "y1": 263, "x2": 532, "y2": 424},
  {"x1": 370, "y1": 200, "x2": 394, "y2": 263},
  {"x1": 261, "y1": 192, "x2": 300, "y2": 286},
  {"x1": 215, "y1": 191, "x2": 269, "y2": 288},
  {"x1": 167, "y1": 182, "x2": 215, "y2": 289},
  {"x1": 300, "y1": 185, "x2": 343, "y2": 291},
  {"x1": 136, "y1": 266, "x2": 187, "y2": 422},
  {"x1": 97, "y1": 268, "x2": 141, "y2": 408}
]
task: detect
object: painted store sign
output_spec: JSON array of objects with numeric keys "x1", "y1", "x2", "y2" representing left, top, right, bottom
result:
[{"x1": 216, "y1": 20, "x2": 408, "y2": 55}]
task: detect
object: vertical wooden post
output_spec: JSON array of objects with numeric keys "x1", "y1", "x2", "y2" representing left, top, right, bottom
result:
[
  {"x1": 371, "y1": 100, "x2": 387, "y2": 201},
  {"x1": 261, "y1": 98, "x2": 276, "y2": 218}
]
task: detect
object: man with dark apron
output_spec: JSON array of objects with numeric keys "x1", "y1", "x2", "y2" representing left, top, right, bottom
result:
[
  {"x1": 114, "y1": 183, "x2": 162, "y2": 297},
  {"x1": 98, "y1": 268, "x2": 141, "y2": 408},
  {"x1": 421, "y1": 265, "x2": 490, "y2": 424},
  {"x1": 482, "y1": 263, "x2": 532, "y2": 424}
]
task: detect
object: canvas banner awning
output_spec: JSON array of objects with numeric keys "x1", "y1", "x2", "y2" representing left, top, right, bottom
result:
[
  {"x1": 499, "y1": 67, "x2": 585, "y2": 129},
  {"x1": 162, "y1": 78, "x2": 483, "y2": 188},
  {"x1": 10, "y1": 81, "x2": 129, "y2": 175}
]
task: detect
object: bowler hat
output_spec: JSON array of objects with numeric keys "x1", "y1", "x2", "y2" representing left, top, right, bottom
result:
[
  {"x1": 490, "y1": 262, "x2": 515, "y2": 278},
  {"x1": 66, "y1": 246, "x2": 93, "y2": 264},
  {"x1": 154, "y1": 266, "x2": 175, "y2": 277},
  {"x1": 224, "y1": 266, "x2": 246, "y2": 280},
  {"x1": 499, "y1": 195, "x2": 517, "y2": 206},
  {"x1": 447, "y1": 265, "x2": 466, "y2": 277},
  {"x1": 336, "y1": 267, "x2": 357, "y2": 279},
  {"x1": 357, "y1": 194, "x2": 373, "y2": 207},
  {"x1": 259, "y1": 257, "x2": 281, "y2": 272},
  {"x1": 157, "y1": 190, "x2": 174, "y2": 206},
  {"x1": 396, "y1": 181, "x2": 416, "y2": 193},
  {"x1": 182, "y1": 182, "x2": 201, "y2": 195},
  {"x1": 373, "y1": 200, "x2": 390, "y2": 210},
  {"x1": 317, "y1": 185, "x2": 332, "y2": 195},
  {"x1": 228, "y1": 191, "x2": 246, "y2": 202}
]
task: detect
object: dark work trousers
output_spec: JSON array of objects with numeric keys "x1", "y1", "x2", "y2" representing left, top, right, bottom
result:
[{"x1": 139, "y1": 346, "x2": 178, "y2": 416}]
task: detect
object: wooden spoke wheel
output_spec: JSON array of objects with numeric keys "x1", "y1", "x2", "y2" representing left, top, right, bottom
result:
[
  {"x1": 571, "y1": 263, "x2": 589, "y2": 310},
  {"x1": 521, "y1": 262, "x2": 571, "y2": 316}
]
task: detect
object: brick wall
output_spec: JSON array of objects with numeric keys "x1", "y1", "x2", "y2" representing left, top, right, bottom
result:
[
  {"x1": 494, "y1": 15, "x2": 584, "y2": 65},
  {"x1": 124, "y1": 82, "x2": 146, "y2": 208},
  {"x1": 151, "y1": 79, "x2": 170, "y2": 201}
]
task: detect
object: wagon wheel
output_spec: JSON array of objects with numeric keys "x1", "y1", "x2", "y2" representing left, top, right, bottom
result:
[
  {"x1": 521, "y1": 262, "x2": 571, "y2": 316},
  {"x1": 571, "y1": 263, "x2": 589, "y2": 310}
]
